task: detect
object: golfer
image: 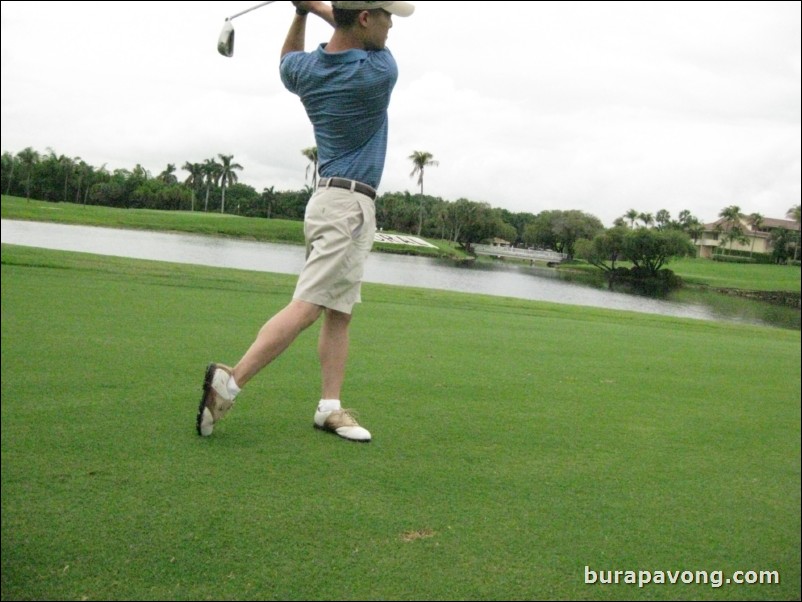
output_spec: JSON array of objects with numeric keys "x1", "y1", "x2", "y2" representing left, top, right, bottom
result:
[{"x1": 197, "y1": 0, "x2": 415, "y2": 442}]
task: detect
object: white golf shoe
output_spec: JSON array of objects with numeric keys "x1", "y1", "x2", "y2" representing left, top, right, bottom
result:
[
  {"x1": 196, "y1": 363, "x2": 236, "y2": 436},
  {"x1": 314, "y1": 408, "x2": 371, "y2": 442}
]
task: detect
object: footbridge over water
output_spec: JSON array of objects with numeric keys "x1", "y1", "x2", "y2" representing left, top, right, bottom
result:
[{"x1": 473, "y1": 244, "x2": 568, "y2": 264}]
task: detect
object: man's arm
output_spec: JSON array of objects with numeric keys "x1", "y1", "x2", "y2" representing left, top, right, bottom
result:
[{"x1": 282, "y1": 1, "x2": 335, "y2": 57}]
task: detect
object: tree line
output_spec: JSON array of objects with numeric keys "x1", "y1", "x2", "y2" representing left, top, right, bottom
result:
[
  {"x1": 2, "y1": 145, "x2": 798, "y2": 264},
  {"x1": 0, "y1": 145, "x2": 607, "y2": 253},
  {"x1": 1, "y1": 147, "x2": 312, "y2": 220}
]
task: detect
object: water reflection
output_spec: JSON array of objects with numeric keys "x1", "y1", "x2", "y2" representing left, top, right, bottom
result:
[{"x1": 1, "y1": 219, "x2": 797, "y2": 329}]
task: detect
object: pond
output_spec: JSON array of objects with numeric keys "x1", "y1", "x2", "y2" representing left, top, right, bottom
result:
[{"x1": 1, "y1": 219, "x2": 798, "y2": 329}]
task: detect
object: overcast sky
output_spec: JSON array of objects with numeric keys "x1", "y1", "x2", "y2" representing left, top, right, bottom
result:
[{"x1": 1, "y1": 1, "x2": 800, "y2": 226}]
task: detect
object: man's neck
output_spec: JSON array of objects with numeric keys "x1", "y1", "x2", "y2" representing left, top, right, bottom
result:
[{"x1": 324, "y1": 29, "x2": 364, "y2": 53}]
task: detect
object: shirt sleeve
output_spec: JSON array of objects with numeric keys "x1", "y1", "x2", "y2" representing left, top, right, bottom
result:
[{"x1": 279, "y1": 51, "x2": 306, "y2": 94}]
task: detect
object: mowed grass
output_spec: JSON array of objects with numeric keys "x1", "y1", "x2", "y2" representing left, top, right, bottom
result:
[
  {"x1": 666, "y1": 258, "x2": 800, "y2": 292},
  {"x1": 1, "y1": 195, "x2": 307, "y2": 244},
  {"x1": 1, "y1": 244, "x2": 800, "y2": 601},
  {"x1": 564, "y1": 257, "x2": 800, "y2": 293}
]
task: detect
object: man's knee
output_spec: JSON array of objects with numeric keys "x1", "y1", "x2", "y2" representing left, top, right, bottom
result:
[
  {"x1": 325, "y1": 307, "x2": 352, "y2": 326},
  {"x1": 284, "y1": 299, "x2": 324, "y2": 329}
]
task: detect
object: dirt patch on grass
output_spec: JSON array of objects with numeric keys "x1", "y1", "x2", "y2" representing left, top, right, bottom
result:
[{"x1": 401, "y1": 529, "x2": 436, "y2": 542}]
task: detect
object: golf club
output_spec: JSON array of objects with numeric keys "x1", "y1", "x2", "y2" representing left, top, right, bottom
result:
[{"x1": 218, "y1": 0, "x2": 277, "y2": 57}]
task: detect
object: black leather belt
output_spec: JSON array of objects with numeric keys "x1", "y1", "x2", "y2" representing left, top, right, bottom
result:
[{"x1": 318, "y1": 177, "x2": 377, "y2": 200}]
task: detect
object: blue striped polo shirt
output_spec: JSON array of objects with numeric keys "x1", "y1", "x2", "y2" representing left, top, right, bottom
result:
[{"x1": 280, "y1": 43, "x2": 398, "y2": 190}]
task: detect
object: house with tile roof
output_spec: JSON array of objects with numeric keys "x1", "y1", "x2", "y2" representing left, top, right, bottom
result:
[{"x1": 696, "y1": 215, "x2": 799, "y2": 259}]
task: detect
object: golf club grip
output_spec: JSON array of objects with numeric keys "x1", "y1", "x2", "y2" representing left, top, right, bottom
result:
[{"x1": 228, "y1": 0, "x2": 277, "y2": 21}]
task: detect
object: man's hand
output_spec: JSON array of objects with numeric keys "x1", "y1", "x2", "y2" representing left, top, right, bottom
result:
[
  {"x1": 291, "y1": 2, "x2": 322, "y2": 15},
  {"x1": 292, "y1": 2, "x2": 335, "y2": 26}
]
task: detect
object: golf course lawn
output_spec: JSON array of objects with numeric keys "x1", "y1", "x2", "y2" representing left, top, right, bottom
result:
[{"x1": 1, "y1": 244, "x2": 800, "y2": 601}]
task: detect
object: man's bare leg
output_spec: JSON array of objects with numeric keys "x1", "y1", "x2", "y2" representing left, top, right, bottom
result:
[
  {"x1": 233, "y1": 299, "x2": 322, "y2": 388},
  {"x1": 313, "y1": 308, "x2": 370, "y2": 441},
  {"x1": 318, "y1": 308, "x2": 352, "y2": 400}
]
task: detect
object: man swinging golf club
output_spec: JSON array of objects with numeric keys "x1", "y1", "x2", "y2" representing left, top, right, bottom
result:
[{"x1": 197, "y1": 0, "x2": 415, "y2": 441}]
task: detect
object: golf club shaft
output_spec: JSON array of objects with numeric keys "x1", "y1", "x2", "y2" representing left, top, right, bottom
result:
[{"x1": 227, "y1": 0, "x2": 277, "y2": 21}]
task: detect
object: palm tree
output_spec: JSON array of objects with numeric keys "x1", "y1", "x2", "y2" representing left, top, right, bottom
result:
[
  {"x1": 787, "y1": 204, "x2": 801, "y2": 261},
  {"x1": 638, "y1": 212, "x2": 654, "y2": 228},
  {"x1": 687, "y1": 222, "x2": 704, "y2": 244},
  {"x1": 624, "y1": 209, "x2": 639, "y2": 228},
  {"x1": 217, "y1": 154, "x2": 243, "y2": 214},
  {"x1": 47, "y1": 149, "x2": 74, "y2": 203},
  {"x1": 677, "y1": 209, "x2": 700, "y2": 232},
  {"x1": 202, "y1": 158, "x2": 221, "y2": 212},
  {"x1": 131, "y1": 164, "x2": 150, "y2": 182},
  {"x1": 2, "y1": 151, "x2": 16, "y2": 196},
  {"x1": 75, "y1": 157, "x2": 93, "y2": 205},
  {"x1": 262, "y1": 186, "x2": 276, "y2": 218},
  {"x1": 301, "y1": 147, "x2": 318, "y2": 188},
  {"x1": 409, "y1": 151, "x2": 439, "y2": 236},
  {"x1": 158, "y1": 163, "x2": 178, "y2": 185},
  {"x1": 17, "y1": 147, "x2": 40, "y2": 200},
  {"x1": 718, "y1": 205, "x2": 744, "y2": 255},
  {"x1": 61, "y1": 154, "x2": 75, "y2": 203},
  {"x1": 182, "y1": 162, "x2": 205, "y2": 211},
  {"x1": 85, "y1": 163, "x2": 108, "y2": 205},
  {"x1": 719, "y1": 205, "x2": 741, "y2": 225},
  {"x1": 655, "y1": 209, "x2": 671, "y2": 230},
  {"x1": 747, "y1": 213, "x2": 764, "y2": 257},
  {"x1": 409, "y1": 151, "x2": 438, "y2": 195}
]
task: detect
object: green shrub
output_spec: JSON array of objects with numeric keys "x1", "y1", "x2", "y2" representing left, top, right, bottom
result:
[
  {"x1": 712, "y1": 254, "x2": 756, "y2": 264},
  {"x1": 608, "y1": 266, "x2": 682, "y2": 295}
]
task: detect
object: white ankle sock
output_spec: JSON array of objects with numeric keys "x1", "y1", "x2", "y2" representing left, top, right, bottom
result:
[
  {"x1": 318, "y1": 399, "x2": 341, "y2": 413},
  {"x1": 226, "y1": 375, "x2": 241, "y2": 399}
]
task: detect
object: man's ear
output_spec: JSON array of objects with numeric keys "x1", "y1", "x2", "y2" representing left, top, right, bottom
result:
[{"x1": 357, "y1": 10, "x2": 371, "y2": 26}]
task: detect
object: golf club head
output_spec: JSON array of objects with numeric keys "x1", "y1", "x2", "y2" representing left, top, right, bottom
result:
[{"x1": 218, "y1": 20, "x2": 234, "y2": 57}]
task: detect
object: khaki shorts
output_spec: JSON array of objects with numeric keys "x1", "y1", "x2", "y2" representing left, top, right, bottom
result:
[{"x1": 293, "y1": 186, "x2": 376, "y2": 314}]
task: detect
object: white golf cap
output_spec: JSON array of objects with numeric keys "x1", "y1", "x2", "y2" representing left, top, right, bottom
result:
[{"x1": 332, "y1": 1, "x2": 415, "y2": 17}]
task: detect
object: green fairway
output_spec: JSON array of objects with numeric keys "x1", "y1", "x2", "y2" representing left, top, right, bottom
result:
[
  {"x1": 660, "y1": 257, "x2": 800, "y2": 293},
  {"x1": 562, "y1": 257, "x2": 800, "y2": 294},
  {"x1": 1, "y1": 244, "x2": 800, "y2": 601}
]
